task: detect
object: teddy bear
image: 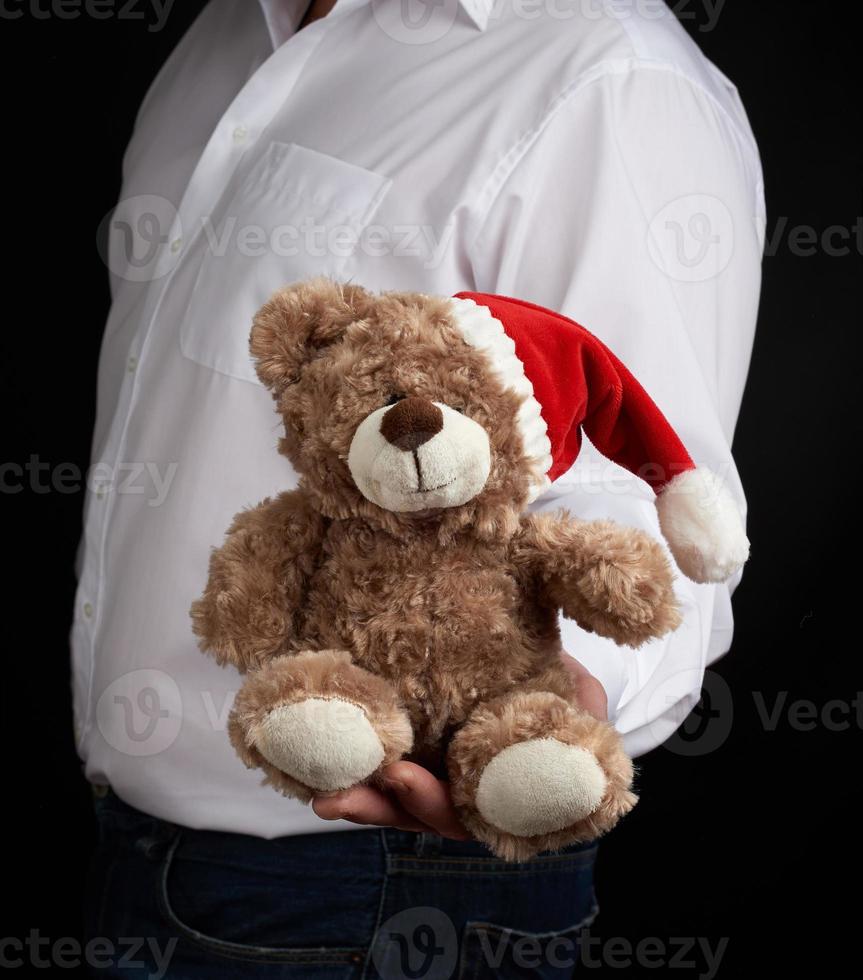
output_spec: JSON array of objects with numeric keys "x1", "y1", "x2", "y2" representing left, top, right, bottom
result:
[{"x1": 191, "y1": 278, "x2": 749, "y2": 861}]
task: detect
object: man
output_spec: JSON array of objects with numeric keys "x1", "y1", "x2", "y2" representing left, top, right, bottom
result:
[{"x1": 79, "y1": 0, "x2": 762, "y2": 975}]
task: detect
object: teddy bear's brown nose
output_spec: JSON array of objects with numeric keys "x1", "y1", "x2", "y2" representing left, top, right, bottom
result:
[{"x1": 380, "y1": 397, "x2": 444, "y2": 451}]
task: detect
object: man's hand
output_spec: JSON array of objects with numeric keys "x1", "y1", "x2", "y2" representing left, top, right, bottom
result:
[
  {"x1": 312, "y1": 653, "x2": 608, "y2": 838},
  {"x1": 313, "y1": 761, "x2": 472, "y2": 838}
]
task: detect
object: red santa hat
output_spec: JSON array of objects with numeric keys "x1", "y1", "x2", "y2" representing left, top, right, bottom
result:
[{"x1": 449, "y1": 291, "x2": 749, "y2": 584}]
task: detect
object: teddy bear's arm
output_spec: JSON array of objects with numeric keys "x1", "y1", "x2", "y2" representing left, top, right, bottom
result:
[
  {"x1": 191, "y1": 491, "x2": 325, "y2": 672},
  {"x1": 512, "y1": 512, "x2": 681, "y2": 648}
]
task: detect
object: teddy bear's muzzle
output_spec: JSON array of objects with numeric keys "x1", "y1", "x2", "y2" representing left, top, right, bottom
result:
[{"x1": 347, "y1": 398, "x2": 492, "y2": 513}]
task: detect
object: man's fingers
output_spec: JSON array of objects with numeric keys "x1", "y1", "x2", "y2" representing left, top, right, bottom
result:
[
  {"x1": 312, "y1": 785, "x2": 430, "y2": 834},
  {"x1": 560, "y1": 652, "x2": 608, "y2": 721},
  {"x1": 575, "y1": 671, "x2": 608, "y2": 720},
  {"x1": 381, "y1": 762, "x2": 471, "y2": 841},
  {"x1": 312, "y1": 763, "x2": 471, "y2": 841}
]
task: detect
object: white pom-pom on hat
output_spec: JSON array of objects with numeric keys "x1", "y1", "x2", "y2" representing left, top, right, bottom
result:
[{"x1": 655, "y1": 468, "x2": 750, "y2": 583}]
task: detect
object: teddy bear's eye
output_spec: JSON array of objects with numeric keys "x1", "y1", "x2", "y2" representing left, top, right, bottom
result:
[{"x1": 385, "y1": 393, "x2": 405, "y2": 407}]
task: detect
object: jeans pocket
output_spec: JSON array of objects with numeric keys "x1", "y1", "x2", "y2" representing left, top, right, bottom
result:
[
  {"x1": 157, "y1": 831, "x2": 368, "y2": 968},
  {"x1": 458, "y1": 906, "x2": 598, "y2": 980},
  {"x1": 377, "y1": 836, "x2": 599, "y2": 980}
]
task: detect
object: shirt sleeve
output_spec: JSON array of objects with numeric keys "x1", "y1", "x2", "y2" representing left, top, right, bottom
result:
[{"x1": 468, "y1": 64, "x2": 764, "y2": 756}]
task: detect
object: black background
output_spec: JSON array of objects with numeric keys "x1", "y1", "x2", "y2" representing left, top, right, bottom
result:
[{"x1": 1, "y1": 1, "x2": 859, "y2": 975}]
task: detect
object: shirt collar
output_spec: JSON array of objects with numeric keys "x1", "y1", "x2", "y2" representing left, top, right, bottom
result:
[{"x1": 258, "y1": 0, "x2": 493, "y2": 49}]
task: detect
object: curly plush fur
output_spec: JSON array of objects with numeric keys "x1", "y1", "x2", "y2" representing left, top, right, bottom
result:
[{"x1": 191, "y1": 279, "x2": 681, "y2": 860}]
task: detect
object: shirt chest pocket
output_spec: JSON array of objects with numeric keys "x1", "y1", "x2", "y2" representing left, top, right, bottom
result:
[{"x1": 179, "y1": 141, "x2": 391, "y2": 384}]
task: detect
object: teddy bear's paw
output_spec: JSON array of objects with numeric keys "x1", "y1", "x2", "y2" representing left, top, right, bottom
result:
[
  {"x1": 448, "y1": 690, "x2": 637, "y2": 862},
  {"x1": 573, "y1": 536, "x2": 681, "y2": 648},
  {"x1": 228, "y1": 650, "x2": 414, "y2": 802},
  {"x1": 475, "y1": 739, "x2": 607, "y2": 837},
  {"x1": 254, "y1": 697, "x2": 385, "y2": 794}
]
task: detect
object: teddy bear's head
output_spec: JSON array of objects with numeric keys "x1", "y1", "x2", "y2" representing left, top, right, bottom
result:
[{"x1": 250, "y1": 279, "x2": 542, "y2": 537}]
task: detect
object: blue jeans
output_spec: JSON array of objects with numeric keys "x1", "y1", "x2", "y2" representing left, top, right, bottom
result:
[{"x1": 85, "y1": 789, "x2": 598, "y2": 979}]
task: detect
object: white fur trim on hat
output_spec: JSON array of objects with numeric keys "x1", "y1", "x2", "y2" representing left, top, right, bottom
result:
[
  {"x1": 656, "y1": 467, "x2": 750, "y2": 583},
  {"x1": 448, "y1": 297, "x2": 553, "y2": 501}
]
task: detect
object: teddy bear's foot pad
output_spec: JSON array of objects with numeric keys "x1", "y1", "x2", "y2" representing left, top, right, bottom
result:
[
  {"x1": 447, "y1": 690, "x2": 636, "y2": 859},
  {"x1": 255, "y1": 698, "x2": 385, "y2": 793},
  {"x1": 229, "y1": 650, "x2": 413, "y2": 801},
  {"x1": 475, "y1": 738, "x2": 607, "y2": 836}
]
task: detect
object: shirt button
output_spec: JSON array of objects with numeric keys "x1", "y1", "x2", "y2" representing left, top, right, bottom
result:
[
  {"x1": 127, "y1": 355, "x2": 138, "y2": 373},
  {"x1": 83, "y1": 602, "x2": 94, "y2": 619},
  {"x1": 95, "y1": 483, "x2": 106, "y2": 500},
  {"x1": 232, "y1": 124, "x2": 248, "y2": 143},
  {"x1": 170, "y1": 237, "x2": 183, "y2": 253}
]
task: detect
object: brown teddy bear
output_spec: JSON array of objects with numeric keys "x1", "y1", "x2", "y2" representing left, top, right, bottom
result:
[{"x1": 191, "y1": 278, "x2": 748, "y2": 861}]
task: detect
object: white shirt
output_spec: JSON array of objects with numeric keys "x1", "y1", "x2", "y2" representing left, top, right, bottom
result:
[{"x1": 74, "y1": 0, "x2": 764, "y2": 837}]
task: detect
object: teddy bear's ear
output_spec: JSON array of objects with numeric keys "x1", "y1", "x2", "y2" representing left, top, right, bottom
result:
[{"x1": 250, "y1": 278, "x2": 375, "y2": 391}]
